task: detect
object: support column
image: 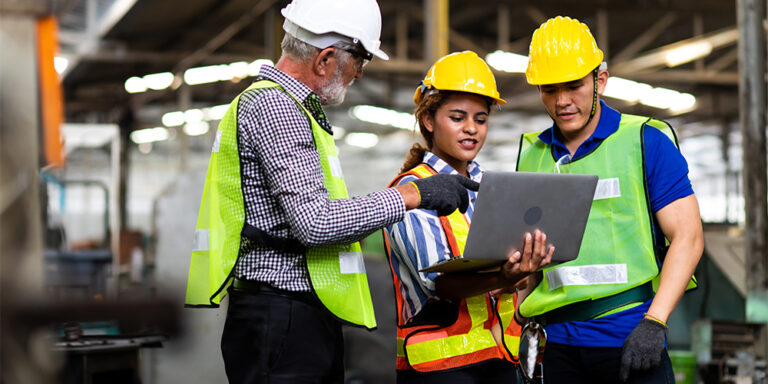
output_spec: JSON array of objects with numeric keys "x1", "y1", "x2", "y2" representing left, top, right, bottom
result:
[
  {"x1": 0, "y1": 2, "x2": 55, "y2": 382},
  {"x1": 737, "y1": 0, "x2": 768, "y2": 322},
  {"x1": 424, "y1": 0, "x2": 449, "y2": 67}
]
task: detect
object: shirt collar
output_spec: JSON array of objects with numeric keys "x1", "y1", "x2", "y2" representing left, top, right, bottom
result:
[
  {"x1": 422, "y1": 152, "x2": 483, "y2": 181},
  {"x1": 537, "y1": 100, "x2": 621, "y2": 150},
  {"x1": 257, "y1": 65, "x2": 333, "y2": 133},
  {"x1": 257, "y1": 65, "x2": 313, "y2": 103}
]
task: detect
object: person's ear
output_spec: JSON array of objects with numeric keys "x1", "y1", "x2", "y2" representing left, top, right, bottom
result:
[
  {"x1": 596, "y1": 70, "x2": 609, "y2": 96},
  {"x1": 424, "y1": 115, "x2": 435, "y2": 133},
  {"x1": 314, "y1": 48, "x2": 335, "y2": 77}
]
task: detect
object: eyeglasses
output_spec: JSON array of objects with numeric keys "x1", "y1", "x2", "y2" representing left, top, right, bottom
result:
[
  {"x1": 332, "y1": 42, "x2": 372, "y2": 69},
  {"x1": 518, "y1": 321, "x2": 547, "y2": 383}
]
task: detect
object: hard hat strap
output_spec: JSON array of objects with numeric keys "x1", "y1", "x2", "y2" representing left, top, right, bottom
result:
[{"x1": 585, "y1": 67, "x2": 599, "y2": 127}]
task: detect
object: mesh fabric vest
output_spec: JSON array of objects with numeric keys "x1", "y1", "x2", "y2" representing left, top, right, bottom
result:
[
  {"x1": 516, "y1": 114, "x2": 672, "y2": 317},
  {"x1": 185, "y1": 80, "x2": 376, "y2": 329}
]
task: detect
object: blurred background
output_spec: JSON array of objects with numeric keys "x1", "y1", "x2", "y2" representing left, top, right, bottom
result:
[{"x1": 1, "y1": 0, "x2": 766, "y2": 383}]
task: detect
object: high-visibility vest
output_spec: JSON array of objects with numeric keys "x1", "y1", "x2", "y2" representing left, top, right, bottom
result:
[
  {"x1": 383, "y1": 163, "x2": 521, "y2": 372},
  {"x1": 516, "y1": 114, "x2": 696, "y2": 318},
  {"x1": 185, "y1": 80, "x2": 377, "y2": 329}
]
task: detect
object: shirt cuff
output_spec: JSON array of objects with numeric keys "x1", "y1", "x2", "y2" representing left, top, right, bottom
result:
[{"x1": 379, "y1": 187, "x2": 407, "y2": 224}]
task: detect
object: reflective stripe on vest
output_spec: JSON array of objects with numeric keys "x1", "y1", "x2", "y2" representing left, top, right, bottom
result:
[
  {"x1": 385, "y1": 163, "x2": 520, "y2": 372},
  {"x1": 186, "y1": 80, "x2": 376, "y2": 329},
  {"x1": 516, "y1": 114, "x2": 696, "y2": 318}
]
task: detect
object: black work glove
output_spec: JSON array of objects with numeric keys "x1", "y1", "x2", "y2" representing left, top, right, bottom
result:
[
  {"x1": 411, "y1": 174, "x2": 480, "y2": 216},
  {"x1": 619, "y1": 318, "x2": 667, "y2": 382}
]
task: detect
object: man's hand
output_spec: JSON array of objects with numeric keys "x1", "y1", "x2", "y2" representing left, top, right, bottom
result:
[
  {"x1": 619, "y1": 318, "x2": 667, "y2": 381},
  {"x1": 409, "y1": 174, "x2": 480, "y2": 216}
]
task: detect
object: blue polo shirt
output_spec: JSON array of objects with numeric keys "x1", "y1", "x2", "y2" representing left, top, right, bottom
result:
[{"x1": 538, "y1": 101, "x2": 694, "y2": 347}]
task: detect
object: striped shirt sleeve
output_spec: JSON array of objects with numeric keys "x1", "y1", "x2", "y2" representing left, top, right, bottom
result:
[{"x1": 384, "y1": 174, "x2": 454, "y2": 322}]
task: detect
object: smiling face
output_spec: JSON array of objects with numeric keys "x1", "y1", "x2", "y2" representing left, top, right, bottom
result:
[
  {"x1": 538, "y1": 70, "x2": 607, "y2": 146},
  {"x1": 425, "y1": 92, "x2": 490, "y2": 176}
]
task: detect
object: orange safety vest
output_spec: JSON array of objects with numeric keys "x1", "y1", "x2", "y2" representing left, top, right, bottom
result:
[{"x1": 383, "y1": 163, "x2": 521, "y2": 372}]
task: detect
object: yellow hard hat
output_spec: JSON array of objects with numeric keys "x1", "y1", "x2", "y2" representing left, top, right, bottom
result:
[
  {"x1": 414, "y1": 51, "x2": 506, "y2": 105},
  {"x1": 525, "y1": 16, "x2": 604, "y2": 85}
]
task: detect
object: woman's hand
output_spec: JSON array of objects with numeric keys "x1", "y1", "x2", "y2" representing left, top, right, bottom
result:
[{"x1": 500, "y1": 230, "x2": 554, "y2": 283}]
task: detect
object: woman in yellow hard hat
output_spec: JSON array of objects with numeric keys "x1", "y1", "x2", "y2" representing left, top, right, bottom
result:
[{"x1": 382, "y1": 51, "x2": 554, "y2": 383}]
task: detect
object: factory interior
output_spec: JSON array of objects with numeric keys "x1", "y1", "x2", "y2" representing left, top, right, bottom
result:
[{"x1": 0, "y1": 0, "x2": 767, "y2": 383}]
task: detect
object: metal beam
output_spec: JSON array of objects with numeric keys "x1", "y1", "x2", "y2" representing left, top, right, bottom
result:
[
  {"x1": 396, "y1": 10, "x2": 408, "y2": 60},
  {"x1": 737, "y1": 0, "x2": 768, "y2": 320},
  {"x1": 612, "y1": 12, "x2": 677, "y2": 63},
  {"x1": 424, "y1": 0, "x2": 449, "y2": 66},
  {"x1": 613, "y1": 26, "x2": 739, "y2": 73},
  {"x1": 597, "y1": 9, "x2": 609, "y2": 60},
  {"x1": 708, "y1": 47, "x2": 739, "y2": 72},
  {"x1": 496, "y1": 4, "x2": 509, "y2": 52},
  {"x1": 62, "y1": 0, "x2": 139, "y2": 79},
  {"x1": 625, "y1": 69, "x2": 739, "y2": 85},
  {"x1": 174, "y1": 0, "x2": 278, "y2": 73}
]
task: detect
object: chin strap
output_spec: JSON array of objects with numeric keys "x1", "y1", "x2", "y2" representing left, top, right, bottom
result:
[{"x1": 584, "y1": 67, "x2": 599, "y2": 127}]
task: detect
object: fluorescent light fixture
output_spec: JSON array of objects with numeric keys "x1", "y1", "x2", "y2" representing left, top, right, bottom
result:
[
  {"x1": 485, "y1": 50, "x2": 529, "y2": 73},
  {"x1": 207, "y1": 104, "x2": 230, "y2": 120},
  {"x1": 183, "y1": 121, "x2": 210, "y2": 136},
  {"x1": 603, "y1": 77, "x2": 652, "y2": 102},
  {"x1": 249, "y1": 59, "x2": 273, "y2": 76},
  {"x1": 350, "y1": 105, "x2": 415, "y2": 130},
  {"x1": 640, "y1": 87, "x2": 686, "y2": 109},
  {"x1": 161, "y1": 111, "x2": 185, "y2": 127},
  {"x1": 668, "y1": 92, "x2": 696, "y2": 112},
  {"x1": 184, "y1": 59, "x2": 275, "y2": 85},
  {"x1": 124, "y1": 76, "x2": 147, "y2": 93},
  {"x1": 184, "y1": 108, "x2": 204, "y2": 123},
  {"x1": 344, "y1": 132, "x2": 379, "y2": 148},
  {"x1": 603, "y1": 76, "x2": 697, "y2": 112},
  {"x1": 332, "y1": 126, "x2": 346, "y2": 140},
  {"x1": 664, "y1": 41, "x2": 713, "y2": 67},
  {"x1": 184, "y1": 64, "x2": 227, "y2": 85},
  {"x1": 143, "y1": 72, "x2": 175, "y2": 90},
  {"x1": 130, "y1": 127, "x2": 169, "y2": 144},
  {"x1": 54, "y1": 56, "x2": 69, "y2": 74}
]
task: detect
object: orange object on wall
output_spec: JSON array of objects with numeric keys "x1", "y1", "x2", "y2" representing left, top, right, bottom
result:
[{"x1": 37, "y1": 16, "x2": 66, "y2": 168}]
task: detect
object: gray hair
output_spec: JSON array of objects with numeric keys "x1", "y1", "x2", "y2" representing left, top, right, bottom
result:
[{"x1": 281, "y1": 33, "x2": 353, "y2": 66}]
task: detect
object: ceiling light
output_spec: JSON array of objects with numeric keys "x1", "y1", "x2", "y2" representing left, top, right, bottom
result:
[
  {"x1": 640, "y1": 87, "x2": 686, "y2": 109},
  {"x1": 664, "y1": 41, "x2": 713, "y2": 67},
  {"x1": 603, "y1": 77, "x2": 652, "y2": 102},
  {"x1": 161, "y1": 111, "x2": 185, "y2": 127},
  {"x1": 54, "y1": 56, "x2": 69, "y2": 74},
  {"x1": 184, "y1": 108, "x2": 204, "y2": 123},
  {"x1": 183, "y1": 121, "x2": 210, "y2": 136},
  {"x1": 350, "y1": 105, "x2": 415, "y2": 130},
  {"x1": 143, "y1": 72, "x2": 175, "y2": 90},
  {"x1": 485, "y1": 50, "x2": 529, "y2": 73},
  {"x1": 332, "y1": 126, "x2": 346, "y2": 140},
  {"x1": 124, "y1": 76, "x2": 147, "y2": 93},
  {"x1": 130, "y1": 127, "x2": 169, "y2": 144},
  {"x1": 207, "y1": 104, "x2": 230, "y2": 120},
  {"x1": 344, "y1": 132, "x2": 379, "y2": 148},
  {"x1": 184, "y1": 64, "x2": 226, "y2": 85}
]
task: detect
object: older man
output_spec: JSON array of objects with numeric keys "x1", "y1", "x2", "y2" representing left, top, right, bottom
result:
[{"x1": 185, "y1": 0, "x2": 478, "y2": 383}]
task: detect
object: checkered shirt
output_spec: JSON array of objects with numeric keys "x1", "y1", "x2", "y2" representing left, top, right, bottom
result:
[{"x1": 234, "y1": 65, "x2": 405, "y2": 291}]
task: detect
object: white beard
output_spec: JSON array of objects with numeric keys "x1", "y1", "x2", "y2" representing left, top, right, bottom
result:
[{"x1": 318, "y1": 65, "x2": 351, "y2": 106}]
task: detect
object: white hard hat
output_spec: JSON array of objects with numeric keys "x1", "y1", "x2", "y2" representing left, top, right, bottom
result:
[{"x1": 281, "y1": 0, "x2": 389, "y2": 61}]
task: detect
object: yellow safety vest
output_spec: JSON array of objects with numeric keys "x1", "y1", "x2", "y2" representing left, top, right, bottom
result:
[{"x1": 185, "y1": 80, "x2": 376, "y2": 329}]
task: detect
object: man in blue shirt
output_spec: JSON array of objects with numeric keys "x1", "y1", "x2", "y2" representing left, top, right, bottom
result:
[{"x1": 515, "y1": 16, "x2": 704, "y2": 383}]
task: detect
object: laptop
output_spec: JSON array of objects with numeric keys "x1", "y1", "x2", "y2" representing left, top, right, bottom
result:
[{"x1": 421, "y1": 171, "x2": 598, "y2": 273}]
